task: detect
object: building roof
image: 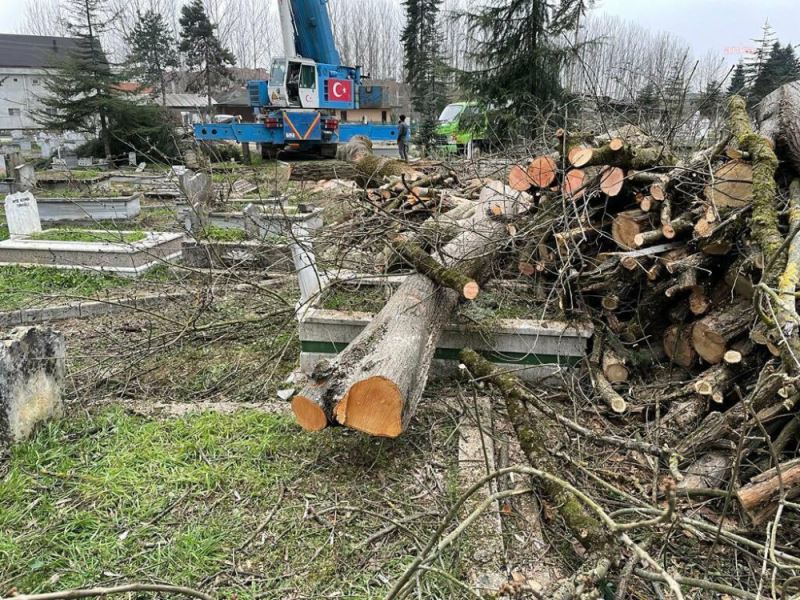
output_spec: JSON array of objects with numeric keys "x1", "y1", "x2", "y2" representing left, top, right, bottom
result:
[
  {"x1": 164, "y1": 93, "x2": 215, "y2": 109},
  {"x1": 215, "y1": 88, "x2": 250, "y2": 107},
  {"x1": 0, "y1": 34, "x2": 83, "y2": 69}
]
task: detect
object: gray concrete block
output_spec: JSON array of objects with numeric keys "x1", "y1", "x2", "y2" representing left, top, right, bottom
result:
[{"x1": 1, "y1": 326, "x2": 65, "y2": 447}]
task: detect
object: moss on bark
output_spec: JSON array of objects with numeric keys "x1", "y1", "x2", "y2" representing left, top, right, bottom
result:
[{"x1": 459, "y1": 348, "x2": 610, "y2": 551}]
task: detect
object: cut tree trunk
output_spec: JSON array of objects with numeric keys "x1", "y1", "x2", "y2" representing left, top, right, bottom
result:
[
  {"x1": 288, "y1": 160, "x2": 361, "y2": 182},
  {"x1": 755, "y1": 81, "x2": 800, "y2": 174},
  {"x1": 612, "y1": 210, "x2": 652, "y2": 250},
  {"x1": 389, "y1": 236, "x2": 480, "y2": 300},
  {"x1": 527, "y1": 155, "x2": 558, "y2": 188},
  {"x1": 691, "y1": 301, "x2": 752, "y2": 364},
  {"x1": 293, "y1": 182, "x2": 530, "y2": 437},
  {"x1": 337, "y1": 135, "x2": 421, "y2": 185},
  {"x1": 569, "y1": 142, "x2": 675, "y2": 170},
  {"x1": 737, "y1": 458, "x2": 800, "y2": 526},
  {"x1": 602, "y1": 348, "x2": 629, "y2": 384}
]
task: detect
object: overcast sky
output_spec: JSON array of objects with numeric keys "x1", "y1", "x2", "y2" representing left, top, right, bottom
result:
[{"x1": 0, "y1": 0, "x2": 796, "y2": 64}]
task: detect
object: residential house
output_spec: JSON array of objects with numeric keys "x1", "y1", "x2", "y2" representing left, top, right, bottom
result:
[{"x1": 0, "y1": 34, "x2": 82, "y2": 131}]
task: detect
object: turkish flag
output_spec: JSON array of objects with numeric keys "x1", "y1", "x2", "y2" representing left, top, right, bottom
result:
[{"x1": 328, "y1": 79, "x2": 353, "y2": 102}]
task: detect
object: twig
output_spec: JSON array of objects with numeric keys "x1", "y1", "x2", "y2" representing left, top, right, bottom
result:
[{"x1": 2, "y1": 583, "x2": 214, "y2": 600}]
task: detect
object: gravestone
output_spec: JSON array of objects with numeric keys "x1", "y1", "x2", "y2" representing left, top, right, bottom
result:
[
  {"x1": 39, "y1": 140, "x2": 52, "y2": 158},
  {"x1": 181, "y1": 171, "x2": 212, "y2": 206},
  {"x1": 5, "y1": 191, "x2": 42, "y2": 237},
  {"x1": 77, "y1": 158, "x2": 93, "y2": 167},
  {"x1": 172, "y1": 165, "x2": 188, "y2": 177},
  {"x1": 0, "y1": 327, "x2": 65, "y2": 448},
  {"x1": 0, "y1": 155, "x2": 6, "y2": 179},
  {"x1": 231, "y1": 178, "x2": 257, "y2": 196},
  {"x1": 136, "y1": 162, "x2": 146, "y2": 173},
  {"x1": 14, "y1": 163, "x2": 37, "y2": 191},
  {"x1": 128, "y1": 152, "x2": 137, "y2": 166},
  {"x1": 51, "y1": 158, "x2": 68, "y2": 171},
  {"x1": 19, "y1": 139, "x2": 32, "y2": 152}
]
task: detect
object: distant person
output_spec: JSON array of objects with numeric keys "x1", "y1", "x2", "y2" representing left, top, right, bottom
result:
[{"x1": 397, "y1": 114, "x2": 409, "y2": 162}]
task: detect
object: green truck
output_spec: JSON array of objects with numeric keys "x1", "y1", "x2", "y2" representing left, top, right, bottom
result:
[{"x1": 435, "y1": 102, "x2": 488, "y2": 155}]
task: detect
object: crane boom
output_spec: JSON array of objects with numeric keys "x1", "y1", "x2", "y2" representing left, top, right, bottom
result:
[{"x1": 278, "y1": 0, "x2": 341, "y2": 66}]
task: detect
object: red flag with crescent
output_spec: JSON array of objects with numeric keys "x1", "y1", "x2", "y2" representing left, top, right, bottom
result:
[{"x1": 328, "y1": 79, "x2": 353, "y2": 102}]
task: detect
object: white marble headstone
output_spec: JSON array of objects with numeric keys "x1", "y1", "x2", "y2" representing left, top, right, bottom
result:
[
  {"x1": 172, "y1": 165, "x2": 188, "y2": 177},
  {"x1": 136, "y1": 162, "x2": 147, "y2": 173},
  {"x1": 128, "y1": 152, "x2": 137, "y2": 166},
  {"x1": 5, "y1": 191, "x2": 42, "y2": 237},
  {"x1": 78, "y1": 158, "x2": 92, "y2": 167},
  {"x1": 51, "y1": 158, "x2": 68, "y2": 171},
  {"x1": 0, "y1": 154, "x2": 6, "y2": 179}
]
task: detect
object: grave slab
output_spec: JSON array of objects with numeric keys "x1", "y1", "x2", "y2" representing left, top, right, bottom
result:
[{"x1": 0, "y1": 231, "x2": 185, "y2": 276}]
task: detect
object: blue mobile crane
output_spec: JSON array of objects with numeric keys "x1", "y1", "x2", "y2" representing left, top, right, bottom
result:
[{"x1": 193, "y1": 0, "x2": 402, "y2": 158}]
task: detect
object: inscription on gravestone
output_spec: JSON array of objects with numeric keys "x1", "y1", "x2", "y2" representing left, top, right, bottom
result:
[{"x1": 4, "y1": 191, "x2": 42, "y2": 237}]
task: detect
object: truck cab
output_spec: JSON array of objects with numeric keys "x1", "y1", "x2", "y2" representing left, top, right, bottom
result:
[
  {"x1": 436, "y1": 102, "x2": 488, "y2": 155},
  {"x1": 269, "y1": 57, "x2": 320, "y2": 109}
]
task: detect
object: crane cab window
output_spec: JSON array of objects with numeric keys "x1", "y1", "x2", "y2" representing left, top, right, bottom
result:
[
  {"x1": 300, "y1": 65, "x2": 316, "y2": 89},
  {"x1": 270, "y1": 61, "x2": 287, "y2": 86}
]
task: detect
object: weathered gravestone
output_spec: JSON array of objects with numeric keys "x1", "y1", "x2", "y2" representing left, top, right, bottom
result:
[
  {"x1": 128, "y1": 152, "x2": 137, "y2": 166},
  {"x1": 231, "y1": 178, "x2": 257, "y2": 196},
  {"x1": 5, "y1": 191, "x2": 42, "y2": 237},
  {"x1": 136, "y1": 162, "x2": 146, "y2": 173},
  {"x1": 0, "y1": 154, "x2": 6, "y2": 179},
  {"x1": 51, "y1": 158, "x2": 68, "y2": 171},
  {"x1": 14, "y1": 163, "x2": 36, "y2": 191},
  {"x1": 180, "y1": 171, "x2": 213, "y2": 206},
  {"x1": 0, "y1": 327, "x2": 65, "y2": 448},
  {"x1": 78, "y1": 157, "x2": 93, "y2": 167}
]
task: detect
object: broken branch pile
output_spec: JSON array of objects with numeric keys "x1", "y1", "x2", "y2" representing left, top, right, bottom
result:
[{"x1": 287, "y1": 85, "x2": 800, "y2": 597}]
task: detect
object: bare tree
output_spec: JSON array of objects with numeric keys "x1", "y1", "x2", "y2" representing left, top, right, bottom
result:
[{"x1": 18, "y1": 0, "x2": 69, "y2": 37}]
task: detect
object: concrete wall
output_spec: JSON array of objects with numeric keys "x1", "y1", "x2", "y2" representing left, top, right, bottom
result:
[{"x1": 0, "y1": 68, "x2": 49, "y2": 130}]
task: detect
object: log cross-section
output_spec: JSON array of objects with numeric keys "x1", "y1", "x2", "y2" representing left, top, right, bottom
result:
[{"x1": 292, "y1": 182, "x2": 531, "y2": 437}]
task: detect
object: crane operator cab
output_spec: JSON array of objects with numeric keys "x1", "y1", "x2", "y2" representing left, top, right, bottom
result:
[{"x1": 270, "y1": 57, "x2": 319, "y2": 109}]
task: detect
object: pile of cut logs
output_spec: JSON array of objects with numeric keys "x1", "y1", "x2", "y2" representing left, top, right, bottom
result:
[{"x1": 291, "y1": 84, "x2": 800, "y2": 534}]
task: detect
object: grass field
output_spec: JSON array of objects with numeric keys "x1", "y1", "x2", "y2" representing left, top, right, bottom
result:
[{"x1": 0, "y1": 407, "x2": 467, "y2": 599}]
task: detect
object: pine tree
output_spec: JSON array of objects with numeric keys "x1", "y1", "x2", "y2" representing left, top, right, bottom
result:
[
  {"x1": 35, "y1": 0, "x2": 120, "y2": 159},
  {"x1": 127, "y1": 10, "x2": 179, "y2": 106},
  {"x1": 745, "y1": 21, "x2": 778, "y2": 85},
  {"x1": 179, "y1": 0, "x2": 236, "y2": 117},
  {"x1": 636, "y1": 81, "x2": 660, "y2": 117},
  {"x1": 402, "y1": 0, "x2": 448, "y2": 155},
  {"x1": 456, "y1": 0, "x2": 566, "y2": 135},
  {"x1": 727, "y1": 62, "x2": 747, "y2": 96},
  {"x1": 698, "y1": 80, "x2": 723, "y2": 118},
  {"x1": 749, "y1": 42, "x2": 800, "y2": 104}
]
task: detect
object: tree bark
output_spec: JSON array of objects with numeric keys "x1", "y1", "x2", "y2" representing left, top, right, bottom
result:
[
  {"x1": 293, "y1": 182, "x2": 530, "y2": 437},
  {"x1": 691, "y1": 300, "x2": 752, "y2": 365},
  {"x1": 288, "y1": 160, "x2": 361, "y2": 181},
  {"x1": 336, "y1": 135, "x2": 420, "y2": 184},
  {"x1": 737, "y1": 458, "x2": 800, "y2": 526},
  {"x1": 755, "y1": 81, "x2": 800, "y2": 174}
]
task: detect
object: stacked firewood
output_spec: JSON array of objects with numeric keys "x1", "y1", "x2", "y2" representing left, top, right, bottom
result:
[{"x1": 500, "y1": 87, "x2": 800, "y2": 520}]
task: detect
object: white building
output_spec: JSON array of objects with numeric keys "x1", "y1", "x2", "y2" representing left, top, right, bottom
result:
[{"x1": 0, "y1": 34, "x2": 82, "y2": 132}]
